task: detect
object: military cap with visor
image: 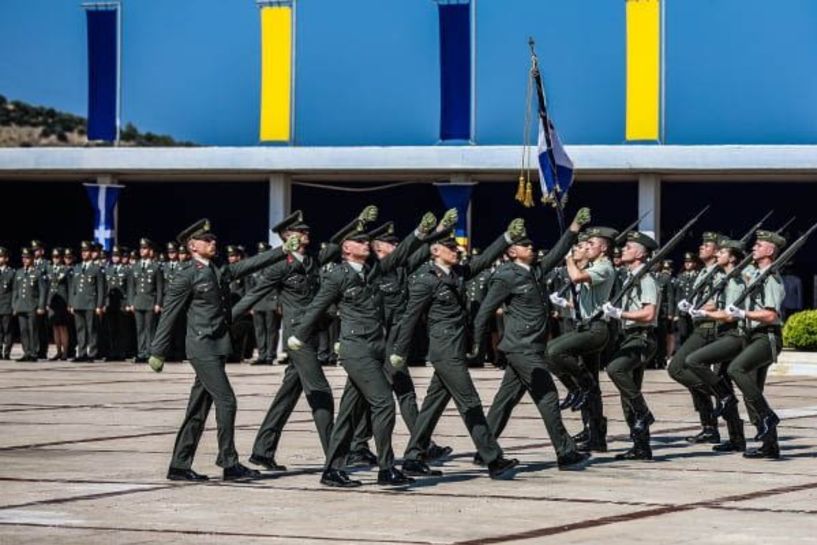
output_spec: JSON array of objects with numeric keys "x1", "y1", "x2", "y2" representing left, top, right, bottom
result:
[
  {"x1": 755, "y1": 230, "x2": 786, "y2": 249},
  {"x1": 176, "y1": 218, "x2": 215, "y2": 245},
  {"x1": 369, "y1": 222, "x2": 400, "y2": 244},
  {"x1": 272, "y1": 210, "x2": 309, "y2": 235},
  {"x1": 626, "y1": 231, "x2": 658, "y2": 252}
]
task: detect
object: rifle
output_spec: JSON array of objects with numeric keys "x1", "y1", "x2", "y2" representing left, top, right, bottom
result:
[
  {"x1": 579, "y1": 206, "x2": 709, "y2": 326},
  {"x1": 686, "y1": 210, "x2": 774, "y2": 304},
  {"x1": 614, "y1": 210, "x2": 653, "y2": 246},
  {"x1": 729, "y1": 222, "x2": 817, "y2": 309},
  {"x1": 695, "y1": 217, "x2": 795, "y2": 309}
]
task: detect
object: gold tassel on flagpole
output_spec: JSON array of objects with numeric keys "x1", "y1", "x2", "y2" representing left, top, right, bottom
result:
[
  {"x1": 515, "y1": 175, "x2": 527, "y2": 204},
  {"x1": 523, "y1": 180, "x2": 534, "y2": 208}
]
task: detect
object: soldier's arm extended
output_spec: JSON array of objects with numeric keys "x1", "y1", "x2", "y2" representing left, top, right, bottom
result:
[
  {"x1": 537, "y1": 230, "x2": 579, "y2": 274},
  {"x1": 231, "y1": 260, "x2": 287, "y2": 320},
  {"x1": 318, "y1": 243, "x2": 341, "y2": 266},
  {"x1": 378, "y1": 231, "x2": 423, "y2": 274},
  {"x1": 293, "y1": 269, "x2": 344, "y2": 341},
  {"x1": 406, "y1": 244, "x2": 431, "y2": 273},
  {"x1": 461, "y1": 233, "x2": 511, "y2": 281},
  {"x1": 471, "y1": 275, "x2": 511, "y2": 351},
  {"x1": 150, "y1": 272, "x2": 192, "y2": 358},
  {"x1": 226, "y1": 246, "x2": 287, "y2": 280},
  {"x1": 391, "y1": 275, "x2": 435, "y2": 359}
]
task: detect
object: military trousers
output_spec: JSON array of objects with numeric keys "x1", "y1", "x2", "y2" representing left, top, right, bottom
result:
[
  {"x1": 667, "y1": 324, "x2": 718, "y2": 425},
  {"x1": 74, "y1": 309, "x2": 98, "y2": 358},
  {"x1": 606, "y1": 330, "x2": 656, "y2": 420},
  {"x1": 486, "y1": 351, "x2": 576, "y2": 457},
  {"x1": 545, "y1": 320, "x2": 609, "y2": 394},
  {"x1": 326, "y1": 340, "x2": 396, "y2": 471},
  {"x1": 0, "y1": 314, "x2": 12, "y2": 357},
  {"x1": 17, "y1": 312, "x2": 37, "y2": 358},
  {"x1": 727, "y1": 330, "x2": 781, "y2": 424},
  {"x1": 252, "y1": 310, "x2": 280, "y2": 362},
  {"x1": 404, "y1": 357, "x2": 502, "y2": 464},
  {"x1": 252, "y1": 341, "x2": 334, "y2": 458},
  {"x1": 170, "y1": 355, "x2": 239, "y2": 469},
  {"x1": 685, "y1": 330, "x2": 744, "y2": 389},
  {"x1": 134, "y1": 310, "x2": 158, "y2": 358},
  {"x1": 104, "y1": 307, "x2": 127, "y2": 359}
]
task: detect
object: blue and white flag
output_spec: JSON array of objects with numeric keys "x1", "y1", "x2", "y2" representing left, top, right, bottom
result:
[
  {"x1": 536, "y1": 114, "x2": 574, "y2": 206},
  {"x1": 84, "y1": 184, "x2": 124, "y2": 251}
]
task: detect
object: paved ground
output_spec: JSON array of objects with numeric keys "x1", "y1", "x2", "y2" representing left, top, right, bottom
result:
[{"x1": 1, "y1": 357, "x2": 816, "y2": 544}]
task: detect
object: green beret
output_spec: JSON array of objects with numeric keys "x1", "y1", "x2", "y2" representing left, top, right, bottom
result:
[
  {"x1": 756, "y1": 230, "x2": 786, "y2": 249},
  {"x1": 626, "y1": 231, "x2": 658, "y2": 251}
]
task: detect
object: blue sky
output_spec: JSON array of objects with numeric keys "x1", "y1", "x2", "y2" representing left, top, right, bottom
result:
[{"x1": 2, "y1": 0, "x2": 817, "y2": 146}]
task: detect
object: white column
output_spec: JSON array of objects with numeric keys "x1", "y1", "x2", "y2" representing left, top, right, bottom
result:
[
  {"x1": 268, "y1": 173, "x2": 292, "y2": 245},
  {"x1": 638, "y1": 173, "x2": 661, "y2": 243},
  {"x1": 97, "y1": 174, "x2": 117, "y2": 245}
]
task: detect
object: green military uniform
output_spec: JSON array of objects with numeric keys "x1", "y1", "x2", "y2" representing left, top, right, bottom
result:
[
  {"x1": 12, "y1": 249, "x2": 47, "y2": 361},
  {"x1": 31, "y1": 240, "x2": 50, "y2": 358},
  {"x1": 245, "y1": 242, "x2": 281, "y2": 365},
  {"x1": 70, "y1": 242, "x2": 106, "y2": 361},
  {"x1": 104, "y1": 247, "x2": 129, "y2": 360},
  {"x1": 162, "y1": 242, "x2": 187, "y2": 361},
  {"x1": 668, "y1": 233, "x2": 723, "y2": 443},
  {"x1": 393, "y1": 231, "x2": 513, "y2": 466},
  {"x1": 546, "y1": 226, "x2": 618, "y2": 452},
  {"x1": 0, "y1": 248, "x2": 15, "y2": 359},
  {"x1": 129, "y1": 239, "x2": 164, "y2": 362},
  {"x1": 674, "y1": 253, "x2": 699, "y2": 344},
  {"x1": 473, "y1": 229, "x2": 579, "y2": 460},
  {"x1": 292, "y1": 218, "x2": 424, "y2": 473},
  {"x1": 231, "y1": 212, "x2": 337, "y2": 467},
  {"x1": 604, "y1": 232, "x2": 660, "y2": 459},
  {"x1": 150, "y1": 219, "x2": 287, "y2": 472}
]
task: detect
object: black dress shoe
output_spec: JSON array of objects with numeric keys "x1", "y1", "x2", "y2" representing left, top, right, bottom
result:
[
  {"x1": 472, "y1": 453, "x2": 485, "y2": 466},
  {"x1": 685, "y1": 427, "x2": 720, "y2": 444},
  {"x1": 320, "y1": 468, "x2": 362, "y2": 488},
  {"x1": 743, "y1": 443, "x2": 780, "y2": 459},
  {"x1": 559, "y1": 391, "x2": 578, "y2": 411},
  {"x1": 223, "y1": 463, "x2": 261, "y2": 480},
  {"x1": 347, "y1": 448, "x2": 378, "y2": 467},
  {"x1": 755, "y1": 413, "x2": 780, "y2": 442},
  {"x1": 712, "y1": 440, "x2": 746, "y2": 453},
  {"x1": 249, "y1": 455, "x2": 287, "y2": 471},
  {"x1": 614, "y1": 446, "x2": 653, "y2": 460},
  {"x1": 425, "y1": 443, "x2": 453, "y2": 462},
  {"x1": 167, "y1": 467, "x2": 209, "y2": 481},
  {"x1": 557, "y1": 450, "x2": 591, "y2": 470},
  {"x1": 402, "y1": 459, "x2": 443, "y2": 476},
  {"x1": 377, "y1": 467, "x2": 415, "y2": 486},
  {"x1": 488, "y1": 457, "x2": 519, "y2": 479}
]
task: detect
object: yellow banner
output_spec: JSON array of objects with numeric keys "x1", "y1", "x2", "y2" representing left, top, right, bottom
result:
[
  {"x1": 625, "y1": 0, "x2": 661, "y2": 141},
  {"x1": 259, "y1": 5, "x2": 293, "y2": 142}
]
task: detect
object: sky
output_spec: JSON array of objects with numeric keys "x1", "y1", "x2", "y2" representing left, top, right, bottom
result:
[{"x1": 2, "y1": 0, "x2": 817, "y2": 146}]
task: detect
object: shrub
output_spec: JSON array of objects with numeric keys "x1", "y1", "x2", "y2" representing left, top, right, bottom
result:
[{"x1": 783, "y1": 310, "x2": 817, "y2": 351}]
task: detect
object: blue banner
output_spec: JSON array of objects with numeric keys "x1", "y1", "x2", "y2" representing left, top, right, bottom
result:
[
  {"x1": 438, "y1": 2, "x2": 471, "y2": 141},
  {"x1": 86, "y1": 9, "x2": 118, "y2": 141},
  {"x1": 436, "y1": 183, "x2": 472, "y2": 239},
  {"x1": 84, "y1": 184, "x2": 123, "y2": 250}
]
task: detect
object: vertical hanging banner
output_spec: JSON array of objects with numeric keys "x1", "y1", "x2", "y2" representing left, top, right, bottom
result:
[
  {"x1": 84, "y1": 184, "x2": 124, "y2": 250},
  {"x1": 435, "y1": 183, "x2": 474, "y2": 247},
  {"x1": 84, "y1": 4, "x2": 119, "y2": 142},
  {"x1": 625, "y1": 0, "x2": 661, "y2": 141},
  {"x1": 259, "y1": 1, "x2": 294, "y2": 142},
  {"x1": 437, "y1": 0, "x2": 472, "y2": 142}
]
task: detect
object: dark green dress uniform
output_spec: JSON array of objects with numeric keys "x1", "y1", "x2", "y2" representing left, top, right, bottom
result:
[
  {"x1": 604, "y1": 232, "x2": 660, "y2": 459},
  {"x1": 0, "y1": 250, "x2": 15, "y2": 360},
  {"x1": 129, "y1": 240, "x2": 164, "y2": 362},
  {"x1": 46, "y1": 256, "x2": 71, "y2": 327},
  {"x1": 231, "y1": 227, "x2": 337, "y2": 466},
  {"x1": 162, "y1": 245, "x2": 187, "y2": 362},
  {"x1": 473, "y1": 229, "x2": 579, "y2": 460},
  {"x1": 545, "y1": 227, "x2": 618, "y2": 452},
  {"x1": 246, "y1": 241, "x2": 281, "y2": 365},
  {"x1": 12, "y1": 253, "x2": 47, "y2": 361},
  {"x1": 292, "y1": 221, "x2": 424, "y2": 473},
  {"x1": 104, "y1": 250, "x2": 129, "y2": 360},
  {"x1": 32, "y1": 241, "x2": 50, "y2": 359},
  {"x1": 70, "y1": 247, "x2": 106, "y2": 361},
  {"x1": 652, "y1": 263, "x2": 676, "y2": 369},
  {"x1": 393, "y1": 232, "x2": 513, "y2": 466},
  {"x1": 674, "y1": 254, "x2": 699, "y2": 344},
  {"x1": 150, "y1": 219, "x2": 287, "y2": 471},
  {"x1": 668, "y1": 233, "x2": 723, "y2": 443}
]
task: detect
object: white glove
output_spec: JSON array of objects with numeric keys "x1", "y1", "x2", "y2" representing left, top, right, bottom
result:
[
  {"x1": 689, "y1": 308, "x2": 707, "y2": 319},
  {"x1": 549, "y1": 292, "x2": 568, "y2": 308},
  {"x1": 602, "y1": 302, "x2": 623, "y2": 320},
  {"x1": 389, "y1": 354, "x2": 405, "y2": 368},
  {"x1": 287, "y1": 335, "x2": 304, "y2": 351},
  {"x1": 677, "y1": 299, "x2": 692, "y2": 313},
  {"x1": 726, "y1": 305, "x2": 747, "y2": 320}
]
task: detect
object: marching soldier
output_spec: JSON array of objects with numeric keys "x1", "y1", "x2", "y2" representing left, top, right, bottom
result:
[
  {"x1": 246, "y1": 241, "x2": 281, "y2": 366},
  {"x1": 147, "y1": 219, "x2": 293, "y2": 482},
  {"x1": 31, "y1": 240, "x2": 49, "y2": 358},
  {"x1": 163, "y1": 242, "x2": 186, "y2": 361},
  {"x1": 547, "y1": 226, "x2": 619, "y2": 452},
  {"x1": 46, "y1": 247, "x2": 71, "y2": 361},
  {"x1": 0, "y1": 248, "x2": 15, "y2": 360},
  {"x1": 69, "y1": 241, "x2": 105, "y2": 362},
  {"x1": 13, "y1": 248, "x2": 46, "y2": 362},
  {"x1": 128, "y1": 238, "x2": 163, "y2": 363},
  {"x1": 103, "y1": 246, "x2": 129, "y2": 361},
  {"x1": 669, "y1": 233, "x2": 723, "y2": 444},
  {"x1": 389, "y1": 218, "x2": 527, "y2": 480},
  {"x1": 601, "y1": 231, "x2": 661, "y2": 460},
  {"x1": 471, "y1": 208, "x2": 591, "y2": 468}
]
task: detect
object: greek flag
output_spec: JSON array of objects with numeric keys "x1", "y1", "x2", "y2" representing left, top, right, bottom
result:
[
  {"x1": 536, "y1": 113, "x2": 574, "y2": 205},
  {"x1": 84, "y1": 184, "x2": 124, "y2": 250}
]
